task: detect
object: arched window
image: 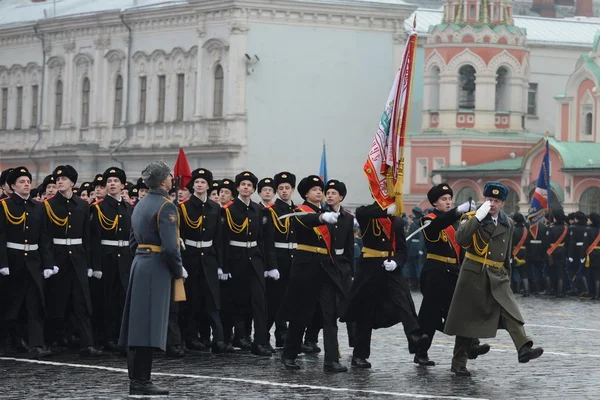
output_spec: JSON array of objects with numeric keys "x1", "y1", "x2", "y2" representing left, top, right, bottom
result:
[
  {"x1": 55, "y1": 80, "x2": 63, "y2": 128},
  {"x1": 455, "y1": 186, "x2": 478, "y2": 206},
  {"x1": 81, "y1": 78, "x2": 90, "y2": 128},
  {"x1": 504, "y1": 188, "x2": 520, "y2": 214},
  {"x1": 458, "y1": 65, "x2": 476, "y2": 109},
  {"x1": 429, "y1": 66, "x2": 440, "y2": 111},
  {"x1": 213, "y1": 65, "x2": 224, "y2": 118},
  {"x1": 114, "y1": 75, "x2": 123, "y2": 126},
  {"x1": 585, "y1": 112, "x2": 593, "y2": 136},
  {"x1": 579, "y1": 187, "x2": 600, "y2": 214},
  {"x1": 495, "y1": 67, "x2": 509, "y2": 112}
]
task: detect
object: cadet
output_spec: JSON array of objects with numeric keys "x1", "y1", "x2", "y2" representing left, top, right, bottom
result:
[
  {"x1": 43, "y1": 165, "x2": 102, "y2": 357},
  {"x1": 566, "y1": 211, "x2": 590, "y2": 297},
  {"x1": 257, "y1": 178, "x2": 276, "y2": 208},
  {"x1": 218, "y1": 178, "x2": 236, "y2": 206},
  {"x1": 0, "y1": 168, "x2": 14, "y2": 199},
  {"x1": 92, "y1": 174, "x2": 107, "y2": 201},
  {"x1": 0, "y1": 167, "x2": 54, "y2": 358},
  {"x1": 511, "y1": 213, "x2": 529, "y2": 296},
  {"x1": 209, "y1": 180, "x2": 221, "y2": 203},
  {"x1": 546, "y1": 210, "x2": 569, "y2": 297},
  {"x1": 89, "y1": 167, "x2": 133, "y2": 351},
  {"x1": 119, "y1": 161, "x2": 183, "y2": 396},
  {"x1": 445, "y1": 182, "x2": 543, "y2": 377},
  {"x1": 586, "y1": 213, "x2": 600, "y2": 299},
  {"x1": 405, "y1": 207, "x2": 426, "y2": 290}
]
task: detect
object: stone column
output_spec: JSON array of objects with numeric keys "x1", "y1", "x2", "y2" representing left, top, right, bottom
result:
[
  {"x1": 438, "y1": 74, "x2": 458, "y2": 129},
  {"x1": 474, "y1": 73, "x2": 497, "y2": 130},
  {"x1": 227, "y1": 20, "x2": 248, "y2": 117},
  {"x1": 194, "y1": 24, "x2": 205, "y2": 119},
  {"x1": 92, "y1": 37, "x2": 109, "y2": 127},
  {"x1": 62, "y1": 40, "x2": 76, "y2": 128}
]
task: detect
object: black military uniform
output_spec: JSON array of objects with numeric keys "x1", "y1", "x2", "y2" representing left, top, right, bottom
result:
[
  {"x1": 587, "y1": 213, "x2": 600, "y2": 299},
  {"x1": 0, "y1": 168, "x2": 14, "y2": 199},
  {"x1": 89, "y1": 167, "x2": 133, "y2": 351},
  {"x1": 279, "y1": 175, "x2": 346, "y2": 372},
  {"x1": 261, "y1": 172, "x2": 297, "y2": 349},
  {"x1": 43, "y1": 165, "x2": 102, "y2": 356},
  {"x1": 526, "y1": 222, "x2": 548, "y2": 294},
  {"x1": 566, "y1": 211, "x2": 590, "y2": 296},
  {"x1": 511, "y1": 213, "x2": 530, "y2": 296},
  {"x1": 178, "y1": 168, "x2": 233, "y2": 354},
  {"x1": 220, "y1": 171, "x2": 271, "y2": 357},
  {"x1": 0, "y1": 167, "x2": 53, "y2": 357},
  {"x1": 405, "y1": 206, "x2": 426, "y2": 290},
  {"x1": 546, "y1": 210, "x2": 569, "y2": 297}
]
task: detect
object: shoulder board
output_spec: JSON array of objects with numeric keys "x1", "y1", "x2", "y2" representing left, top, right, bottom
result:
[
  {"x1": 179, "y1": 198, "x2": 190, "y2": 205},
  {"x1": 43, "y1": 196, "x2": 55, "y2": 202},
  {"x1": 91, "y1": 199, "x2": 104, "y2": 206},
  {"x1": 265, "y1": 203, "x2": 276, "y2": 209},
  {"x1": 343, "y1": 209, "x2": 355, "y2": 217},
  {"x1": 0, "y1": 197, "x2": 6, "y2": 202},
  {"x1": 460, "y1": 211, "x2": 476, "y2": 222},
  {"x1": 222, "y1": 201, "x2": 234, "y2": 209}
]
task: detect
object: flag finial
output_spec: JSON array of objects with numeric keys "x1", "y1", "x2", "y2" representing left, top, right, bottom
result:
[
  {"x1": 413, "y1": 14, "x2": 417, "y2": 29},
  {"x1": 545, "y1": 131, "x2": 550, "y2": 138}
]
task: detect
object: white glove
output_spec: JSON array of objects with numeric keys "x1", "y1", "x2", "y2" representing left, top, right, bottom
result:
[
  {"x1": 43, "y1": 269, "x2": 54, "y2": 279},
  {"x1": 383, "y1": 260, "x2": 398, "y2": 272},
  {"x1": 581, "y1": 258, "x2": 586, "y2": 264},
  {"x1": 418, "y1": 250, "x2": 423, "y2": 255},
  {"x1": 179, "y1": 238, "x2": 186, "y2": 250},
  {"x1": 475, "y1": 201, "x2": 491, "y2": 222},
  {"x1": 181, "y1": 266, "x2": 189, "y2": 279},
  {"x1": 87, "y1": 269, "x2": 93, "y2": 278},
  {"x1": 457, "y1": 200, "x2": 476, "y2": 213},
  {"x1": 321, "y1": 212, "x2": 339, "y2": 224},
  {"x1": 218, "y1": 268, "x2": 229, "y2": 281},
  {"x1": 92, "y1": 271, "x2": 103, "y2": 280},
  {"x1": 52, "y1": 266, "x2": 59, "y2": 275},
  {"x1": 264, "y1": 271, "x2": 269, "y2": 277},
  {"x1": 0, "y1": 267, "x2": 9, "y2": 276},
  {"x1": 386, "y1": 204, "x2": 397, "y2": 216},
  {"x1": 267, "y1": 269, "x2": 280, "y2": 280},
  {"x1": 568, "y1": 257, "x2": 573, "y2": 263}
]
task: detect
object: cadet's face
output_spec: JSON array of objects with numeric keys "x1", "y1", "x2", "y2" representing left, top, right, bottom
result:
[
  {"x1": 11, "y1": 176, "x2": 31, "y2": 197},
  {"x1": 485, "y1": 197, "x2": 504, "y2": 216},
  {"x1": 178, "y1": 189, "x2": 191, "y2": 202},
  {"x1": 326, "y1": 189, "x2": 343, "y2": 206},
  {"x1": 80, "y1": 191, "x2": 89, "y2": 201},
  {"x1": 306, "y1": 186, "x2": 323, "y2": 203},
  {"x1": 277, "y1": 183, "x2": 293, "y2": 201},
  {"x1": 46, "y1": 183, "x2": 58, "y2": 197},
  {"x1": 219, "y1": 188, "x2": 233, "y2": 204},
  {"x1": 106, "y1": 177, "x2": 124, "y2": 196},
  {"x1": 433, "y1": 194, "x2": 452, "y2": 212},
  {"x1": 95, "y1": 185, "x2": 107, "y2": 199},
  {"x1": 260, "y1": 187, "x2": 274, "y2": 202},
  {"x1": 122, "y1": 192, "x2": 130, "y2": 202},
  {"x1": 55, "y1": 177, "x2": 73, "y2": 193},
  {"x1": 138, "y1": 188, "x2": 148, "y2": 199},
  {"x1": 588, "y1": 218, "x2": 592, "y2": 226},
  {"x1": 237, "y1": 180, "x2": 255, "y2": 198},
  {"x1": 194, "y1": 178, "x2": 209, "y2": 195},
  {"x1": 209, "y1": 190, "x2": 220, "y2": 202},
  {"x1": 170, "y1": 192, "x2": 177, "y2": 201}
]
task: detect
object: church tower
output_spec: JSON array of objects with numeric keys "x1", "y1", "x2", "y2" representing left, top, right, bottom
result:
[{"x1": 422, "y1": 0, "x2": 530, "y2": 132}]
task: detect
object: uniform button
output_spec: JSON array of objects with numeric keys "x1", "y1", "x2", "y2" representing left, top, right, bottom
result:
[
  {"x1": 501, "y1": 253, "x2": 504, "y2": 256},
  {"x1": 67, "y1": 200, "x2": 69, "y2": 203},
  {"x1": 69, "y1": 250, "x2": 72, "y2": 254},
  {"x1": 68, "y1": 225, "x2": 72, "y2": 228},
  {"x1": 249, "y1": 257, "x2": 252, "y2": 260},
  {"x1": 117, "y1": 254, "x2": 121, "y2": 258},
  {"x1": 201, "y1": 253, "x2": 204, "y2": 256},
  {"x1": 291, "y1": 231, "x2": 294, "y2": 234},
  {"x1": 249, "y1": 219, "x2": 252, "y2": 222},
  {"x1": 24, "y1": 252, "x2": 28, "y2": 256},
  {"x1": 25, "y1": 226, "x2": 29, "y2": 230},
  {"x1": 24, "y1": 239, "x2": 28, "y2": 243},
  {"x1": 382, "y1": 239, "x2": 385, "y2": 242},
  {"x1": 26, "y1": 212, "x2": 29, "y2": 216},
  {"x1": 119, "y1": 215, "x2": 122, "y2": 217},
  {"x1": 502, "y1": 239, "x2": 505, "y2": 242},
  {"x1": 119, "y1": 228, "x2": 122, "y2": 231},
  {"x1": 202, "y1": 228, "x2": 205, "y2": 231},
  {"x1": 488, "y1": 251, "x2": 491, "y2": 255},
  {"x1": 68, "y1": 212, "x2": 71, "y2": 215},
  {"x1": 291, "y1": 255, "x2": 294, "y2": 258}
]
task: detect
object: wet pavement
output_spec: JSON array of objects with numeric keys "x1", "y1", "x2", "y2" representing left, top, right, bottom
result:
[{"x1": 1, "y1": 293, "x2": 599, "y2": 399}]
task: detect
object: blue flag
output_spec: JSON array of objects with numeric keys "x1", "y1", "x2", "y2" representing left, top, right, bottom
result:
[
  {"x1": 527, "y1": 139, "x2": 550, "y2": 239},
  {"x1": 319, "y1": 141, "x2": 328, "y2": 183}
]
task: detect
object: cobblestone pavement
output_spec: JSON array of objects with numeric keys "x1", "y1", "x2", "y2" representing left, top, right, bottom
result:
[{"x1": 1, "y1": 293, "x2": 599, "y2": 399}]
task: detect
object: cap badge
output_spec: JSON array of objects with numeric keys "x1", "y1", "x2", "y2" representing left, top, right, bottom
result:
[
  {"x1": 330, "y1": 182, "x2": 335, "y2": 186},
  {"x1": 265, "y1": 179, "x2": 271, "y2": 183},
  {"x1": 110, "y1": 169, "x2": 116, "y2": 173},
  {"x1": 98, "y1": 177, "x2": 103, "y2": 181},
  {"x1": 442, "y1": 185, "x2": 448, "y2": 190},
  {"x1": 312, "y1": 177, "x2": 319, "y2": 181},
  {"x1": 244, "y1": 173, "x2": 250, "y2": 176},
  {"x1": 200, "y1": 170, "x2": 205, "y2": 174},
  {"x1": 282, "y1": 174, "x2": 287, "y2": 178},
  {"x1": 57, "y1": 170, "x2": 62, "y2": 174},
  {"x1": 492, "y1": 189, "x2": 499, "y2": 195}
]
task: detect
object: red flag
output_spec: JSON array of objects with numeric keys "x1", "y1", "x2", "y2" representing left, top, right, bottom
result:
[{"x1": 173, "y1": 148, "x2": 192, "y2": 189}]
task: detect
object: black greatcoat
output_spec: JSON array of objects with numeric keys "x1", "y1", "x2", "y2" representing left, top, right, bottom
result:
[
  {"x1": 277, "y1": 202, "x2": 344, "y2": 326},
  {"x1": 44, "y1": 193, "x2": 94, "y2": 318},
  {"x1": 178, "y1": 195, "x2": 223, "y2": 311},
  {"x1": 0, "y1": 194, "x2": 53, "y2": 319},
  {"x1": 340, "y1": 203, "x2": 417, "y2": 331}
]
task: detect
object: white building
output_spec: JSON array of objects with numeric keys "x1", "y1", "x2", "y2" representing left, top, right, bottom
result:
[{"x1": 0, "y1": 0, "x2": 599, "y2": 207}]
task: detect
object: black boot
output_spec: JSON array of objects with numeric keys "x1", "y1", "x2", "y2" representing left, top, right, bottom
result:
[
  {"x1": 580, "y1": 277, "x2": 592, "y2": 299},
  {"x1": 281, "y1": 354, "x2": 301, "y2": 370},
  {"x1": 545, "y1": 276, "x2": 553, "y2": 295},
  {"x1": 323, "y1": 361, "x2": 348, "y2": 373},
  {"x1": 407, "y1": 333, "x2": 429, "y2": 354},
  {"x1": 28, "y1": 346, "x2": 52, "y2": 359},
  {"x1": 450, "y1": 365, "x2": 471, "y2": 377},
  {"x1": 232, "y1": 336, "x2": 252, "y2": 350},
  {"x1": 129, "y1": 347, "x2": 169, "y2": 396},
  {"x1": 467, "y1": 342, "x2": 490, "y2": 360},
  {"x1": 301, "y1": 341, "x2": 321, "y2": 354},
  {"x1": 212, "y1": 341, "x2": 235, "y2": 354},
  {"x1": 250, "y1": 343, "x2": 273, "y2": 357},
  {"x1": 351, "y1": 357, "x2": 372, "y2": 368},
  {"x1": 518, "y1": 343, "x2": 544, "y2": 363},
  {"x1": 185, "y1": 338, "x2": 207, "y2": 351},
  {"x1": 556, "y1": 279, "x2": 565, "y2": 298},
  {"x1": 522, "y1": 278, "x2": 530, "y2": 297},
  {"x1": 413, "y1": 353, "x2": 435, "y2": 366},
  {"x1": 595, "y1": 281, "x2": 600, "y2": 300},
  {"x1": 166, "y1": 345, "x2": 186, "y2": 358}
]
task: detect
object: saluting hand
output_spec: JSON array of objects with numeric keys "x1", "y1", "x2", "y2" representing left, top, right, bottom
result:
[{"x1": 475, "y1": 201, "x2": 491, "y2": 222}]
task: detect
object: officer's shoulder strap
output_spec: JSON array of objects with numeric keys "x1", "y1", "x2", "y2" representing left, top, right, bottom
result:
[
  {"x1": 43, "y1": 196, "x2": 54, "y2": 202},
  {"x1": 460, "y1": 211, "x2": 476, "y2": 223},
  {"x1": 222, "y1": 201, "x2": 234, "y2": 209},
  {"x1": 179, "y1": 198, "x2": 190, "y2": 205},
  {"x1": 91, "y1": 199, "x2": 104, "y2": 206},
  {"x1": 265, "y1": 203, "x2": 275, "y2": 209},
  {"x1": 344, "y1": 209, "x2": 355, "y2": 217}
]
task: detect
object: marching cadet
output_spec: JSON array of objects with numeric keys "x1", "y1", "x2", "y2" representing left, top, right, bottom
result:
[
  {"x1": 566, "y1": 211, "x2": 590, "y2": 297},
  {"x1": 527, "y1": 219, "x2": 548, "y2": 294},
  {"x1": 177, "y1": 185, "x2": 191, "y2": 204},
  {"x1": 43, "y1": 165, "x2": 103, "y2": 357},
  {"x1": 209, "y1": 180, "x2": 221, "y2": 203},
  {"x1": 405, "y1": 207, "x2": 426, "y2": 290},
  {"x1": 261, "y1": 172, "x2": 297, "y2": 349},
  {"x1": 415, "y1": 184, "x2": 488, "y2": 367},
  {"x1": 122, "y1": 182, "x2": 133, "y2": 205},
  {"x1": 136, "y1": 177, "x2": 149, "y2": 201},
  {"x1": 128, "y1": 185, "x2": 139, "y2": 205},
  {"x1": 445, "y1": 182, "x2": 543, "y2": 377},
  {"x1": 279, "y1": 175, "x2": 346, "y2": 372},
  {"x1": 586, "y1": 212, "x2": 600, "y2": 299},
  {"x1": 511, "y1": 213, "x2": 530, "y2": 296},
  {"x1": 220, "y1": 171, "x2": 271, "y2": 357},
  {"x1": 92, "y1": 174, "x2": 107, "y2": 201},
  {"x1": 341, "y1": 201, "x2": 429, "y2": 369},
  {"x1": 178, "y1": 168, "x2": 234, "y2": 354},
  {"x1": 78, "y1": 182, "x2": 93, "y2": 204},
  {"x1": 257, "y1": 178, "x2": 276, "y2": 208},
  {"x1": 0, "y1": 167, "x2": 54, "y2": 358},
  {"x1": 546, "y1": 210, "x2": 569, "y2": 297},
  {"x1": 119, "y1": 161, "x2": 183, "y2": 396},
  {"x1": 0, "y1": 168, "x2": 14, "y2": 199},
  {"x1": 42, "y1": 174, "x2": 58, "y2": 199},
  {"x1": 89, "y1": 167, "x2": 133, "y2": 352},
  {"x1": 218, "y1": 178, "x2": 236, "y2": 206}
]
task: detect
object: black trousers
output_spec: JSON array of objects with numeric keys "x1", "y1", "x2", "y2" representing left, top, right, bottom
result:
[
  {"x1": 229, "y1": 264, "x2": 268, "y2": 345},
  {"x1": 46, "y1": 264, "x2": 93, "y2": 348},
  {"x1": 283, "y1": 271, "x2": 339, "y2": 363},
  {"x1": 103, "y1": 264, "x2": 127, "y2": 343},
  {"x1": 167, "y1": 299, "x2": 182, "y2": 347},
  {"x1": 128, "y1": 346, "x2": 154, "y2": 382}
]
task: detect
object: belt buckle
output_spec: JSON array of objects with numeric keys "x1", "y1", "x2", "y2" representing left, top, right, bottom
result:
[
  {"x1": 65, "y1": 238, "x2": 72, "y2": 246},
  {"x1": 246, "y1": 242, "x2": 251, "y2": 248},
  {"x1": 24, "y1": 244, "x2": 31, "y2": 251},
  {"x1": 118, "y1": 240, "x2": 125, "y2": 247}
]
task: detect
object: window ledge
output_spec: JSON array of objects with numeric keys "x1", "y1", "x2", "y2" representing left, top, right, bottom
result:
[
  {"x1": 526, "y1": 115, "x2": 538, "y2": 120},
  {"x1": 458, "y1": 109, "x2": 475, "y2": 113}
]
